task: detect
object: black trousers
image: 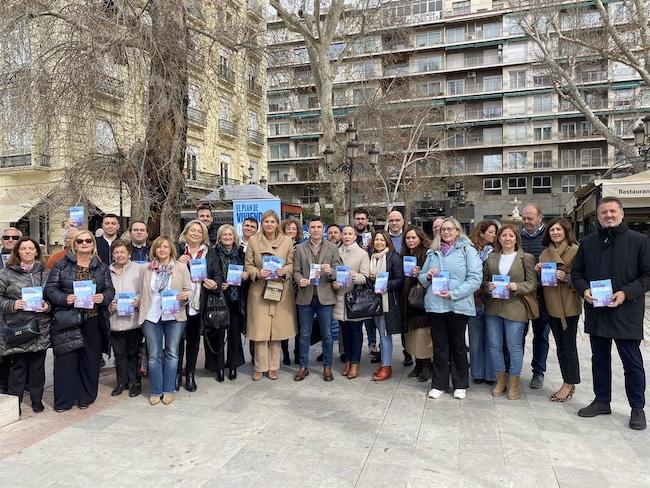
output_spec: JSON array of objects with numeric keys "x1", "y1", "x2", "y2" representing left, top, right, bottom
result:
[
  {"x1": 549, "y1": 316, "x2": 580, "y2": 385},
  {"x1": 0, "y1": 355, "x2": 10, "y2": 391},
  {"x1": 205, "y1": 300, "x2": 246, "y2": 371},
  {"x1": 428, "y1": 312, "x2": 470, "y2": 390},
  {"x1": 8, "y1": 350, "x2": 46, "y2": 405},
  {"x1": 590, "y1": 334, "x2": 646, "y2": 409},
  {"x1": 111, "y1": 329, "x2": 143, "y2": 386},
  {"x1": 178, "y1": 313, "x2": 201, "y2": 375},
  {"x1": 53, "y1": 316, "x2": 102, "y2": 410}
]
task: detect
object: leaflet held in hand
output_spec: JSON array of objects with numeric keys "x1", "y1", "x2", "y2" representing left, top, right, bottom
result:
[
  {"x1": 431, "y1": 271, "x2": 450, "y2": 295},
  {"x1": 73, "y1": 280, "x2": 95, "y2": 309},
  {"x1": 403, "y1": 256, "x2": 417, "y2": 276},
  {"x1": 336, "y1": 266, "x2": 351, "y2": 286},
  {"x1": 361, "y1": 232, "x2": 372, "y2": 248},
  {"x1": 491, "y1": 275, "x2": 510, "y2": 299},
  {"x1": 540, "y1": 262, "x2": 558, "y2": 287},
  {"x1": 309, "y1": 264, "x2": 321, "y2": 286},
  {"x1": 590, "y1": 279, "x2": 613, "y2": 308},
  {"x1": 262, "y1": 256, "x2": 285, "y2": 280},
  {"x1": 116, "y1": 292, "x2": 135, "y2": 316},
  {"x1": 22, "y1": 286, "x2": 44, "y2": 312},
  {"x1": 226, "y1": 264, "x2": 244, "y2": 286},
  {"x1": 69, "y1": 206, "x2": 85, "y2": 226},
  {"x1": 190, "y1": 258, "x2": 207, "y2": 282},
  {"x1": 161, "y1": 289, "x2": 180, "y2": 315},
  {"x1": 375, "y1": 272, "x2": 389, "y2": 294}
]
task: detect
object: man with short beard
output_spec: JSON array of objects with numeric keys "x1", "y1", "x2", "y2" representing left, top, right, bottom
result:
[{"x1": 129, "y1": 221, "x2": 150, "y2": 263}]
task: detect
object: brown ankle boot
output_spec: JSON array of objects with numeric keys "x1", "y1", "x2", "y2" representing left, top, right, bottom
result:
[
  {"x1": 492, "y1": 371, "x2": 507, "y2": 397},
  {"x1": 347, "y1": 363, "x2": 359, "y2": 379},
  {"x1": 373, "y1": 366, "x2": 392, "y2": 381},
  {"x1": 508, "y1": 375, "x2": 521, "y2": 400},
  {"x1": 341, "y1": 361, "x2": 351, "y2": 376}
]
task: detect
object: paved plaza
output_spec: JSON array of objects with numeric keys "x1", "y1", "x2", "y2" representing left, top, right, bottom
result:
[{"x1": 1, "y1": 318, "x2": 650, "y2": 488}]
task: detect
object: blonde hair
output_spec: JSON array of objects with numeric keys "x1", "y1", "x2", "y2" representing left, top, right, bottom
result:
[
  {"x1": 217, "y1": 224, "x2": 240, "y2": 247},
  {"x1": 149, "y1": 236, "x2": 177, "y2": 261},
  {"x1": 430, "y1": 217, "x2": 466, "y2": 251},
  {"x1": 71, "y1": 229, "x2": 98, "y2": 257},
  {"x1": 261, "y1": 210, "x2": 281, "y2": 239},
  {"x1": 178, "y1": 219, "x2": 209, "y2": 246}
]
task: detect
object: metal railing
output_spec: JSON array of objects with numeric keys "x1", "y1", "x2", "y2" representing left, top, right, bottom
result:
[
  {"x1": 218, "y1": 119, "x2": 238, "y2": 137},
  {"x1": 248, "y1": 129, "x2": 264, "y2": 145},
  {"x1": 187, "y1": 107, "x2": 207, "y2": 126},
  {"x1": 0, "y1": 152, "x2": 50, "y2": 169},
  {"x1": 248, "y1": 80, "x2": 263, "y2": 97},
  {"x1": 217, "y1": 65, "x2": 235, "y2": 84}
]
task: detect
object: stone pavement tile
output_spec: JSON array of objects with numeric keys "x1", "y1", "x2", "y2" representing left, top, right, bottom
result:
[
  {"x1": 553, "y1": 466, "x2": 611, "y2": 488},
  {"x1": 457, "y1": 448, "x2": 506, "y2": 487},
  {"x1": 409, "y1": 446, "x2": 459, "y2": 487},
  {"x1": 202, "y1": 467, "x2": 308, "y2": 488},
  {"x1": 355, "y1": 460, "x2": 412, "y2": 488}
]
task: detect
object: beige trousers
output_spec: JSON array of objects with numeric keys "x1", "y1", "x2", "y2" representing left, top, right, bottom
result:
[{"x1": 254, "y1": 340, "x2": 281, "y2": 373}]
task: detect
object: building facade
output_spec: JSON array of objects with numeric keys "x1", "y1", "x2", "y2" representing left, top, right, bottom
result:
[{"x1": 266, "y1": 0, "x2": 644, "y2": 229}]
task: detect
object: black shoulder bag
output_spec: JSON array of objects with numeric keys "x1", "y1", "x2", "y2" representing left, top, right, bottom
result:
[{"x1": 345, "y1": 285, "x2": 383, "y2": 319}]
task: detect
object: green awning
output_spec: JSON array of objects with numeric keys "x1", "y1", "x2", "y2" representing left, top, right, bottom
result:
[
  {"x1": 504, "y1": 89, "x2": 554, "y2": 97},
  {"x1": 476, "y1": 39, "x2": 504, "y2": 48},
  {"x1": 446, "y1": 43, "x2": 475, "y2": 50},
  {"x1": 289, "y1": 111, "x2": 320, "y2": 119},
  {"x1": 612, "y1": 81, "x2": 641, "y2": 90},
  {"x1": 290, "y1": 135, "x2": 320, "y2": 141},
  {"x1": 447, "y1": 93, "x2": 502, "y2": 102}
]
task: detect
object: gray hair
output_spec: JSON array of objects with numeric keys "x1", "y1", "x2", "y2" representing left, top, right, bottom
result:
[
  {"x1": 430, "y1": 217, "x2": 466, "y2": 251},
  {"x1": 2, "y1": 227, "x2": 22, "y2": 237},
  {"x1": 178, "y1": 219, "x2": 210, "y2": 246}
]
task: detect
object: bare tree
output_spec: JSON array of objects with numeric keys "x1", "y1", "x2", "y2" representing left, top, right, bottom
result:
[
  {"x1": 508, "y1": 0, "x2": 647, "y2": 161},
  {"x1": 268, "y1": 0, "x2": 387, "y2": 223},
  {"x1": 0, "y1": 0, "x2": 264, "y2": 236}
]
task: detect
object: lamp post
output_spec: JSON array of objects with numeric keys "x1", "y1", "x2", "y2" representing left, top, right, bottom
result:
[
  {"x1": 248, "y1": 164, "x2": 255, "y2": 184},
  {"x1": 323, "y1": 122, "x2": 379, "y2": 224},
  {"x1": 633, "y1": 115, "x2": 650, "y2": 162}
]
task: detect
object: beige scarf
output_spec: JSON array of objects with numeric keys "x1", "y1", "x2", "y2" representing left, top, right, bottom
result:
[{"x1": 370, "y1": 248, "x2": 390, "y2": 312}]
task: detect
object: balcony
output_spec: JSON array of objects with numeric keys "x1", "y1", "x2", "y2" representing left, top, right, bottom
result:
[
  {"x1": 217, "y1": 65, "x2": 235, "y2": 84},
  {"x1": 187, "y1": 107, "x2": 207, "y2": 126},
  {"x1": 185, "y1": 170, "x2": 220, "y2": 191},
  {"x1": 462, "y1": 107, "x2": 503, "y2": 120},
  {"x1": 560, "y1": 157, "x2": 609, "y2": 169},
  {"x1": 382, "y1": 9, "x2": 442, "y2": 28},
  {"x1": 559, "y1": 130, "x2": 603, "y2": 141},
  {"x1": 218, "y1": 119, "x2": 238, "y2": 137},
  {"x1": 248, "y1": 80, "x2": 263, "y2": 98},
  {"x1": 384, "y1": 64, "x2": 410, "y2": 77},
  {"x1": 560, "y1": 99, "x2": 608, "y2": 111},
  {"x1": 0, "y1": 151, "x2": 50, "y2": 170},
  {"x1": 533, "y1": 160, "x2": 553, "y2": 169},
  {"x1": 248, "y1": 129, "x2": 264, "y2": 145},
  {"x1": 579, "y1": 71, "x2": 607, "y2": 83}
]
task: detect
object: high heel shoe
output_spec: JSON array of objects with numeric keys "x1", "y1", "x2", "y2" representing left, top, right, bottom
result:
[
  {"x1": 550, "y1": 384, "x2": 575, "y2": 402},
  {"x1": 228, "y1": 368, "x2": 237, "y2": 381},
  {"x1": 216, "y1": 369, "x2": 225, "y2": 383}
]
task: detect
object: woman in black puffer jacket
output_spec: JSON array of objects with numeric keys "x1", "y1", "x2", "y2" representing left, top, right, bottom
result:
[
  {"x1": 45, "y1": 229, "x2": 114, "y2": 412},
  {"x1": 0, "y1": 238, "x2": 51, "y2": 414}
]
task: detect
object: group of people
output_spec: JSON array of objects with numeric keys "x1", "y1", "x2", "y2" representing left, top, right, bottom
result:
[{"x1": 0, "y1": 196, "x2": 648, "y2": 431}]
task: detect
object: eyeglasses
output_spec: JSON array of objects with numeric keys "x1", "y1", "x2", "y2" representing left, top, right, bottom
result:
[
  {"x1": 75, "y1": 238, "x2": 93, "y2": 244},
  {"x1": 2, "y1": 235, "x2": 19, "y2": 241},
  {"x1": 440, "y1": 227, "x2": 457, "y2": 233}
]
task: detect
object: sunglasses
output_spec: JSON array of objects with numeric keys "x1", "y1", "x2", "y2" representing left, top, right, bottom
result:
[
  {"x1": 75, "y1": 238, "x2": 93, "y2": 244},
  {"x1": 2, "y1": 235, "x2": 19, "y2": 241}
]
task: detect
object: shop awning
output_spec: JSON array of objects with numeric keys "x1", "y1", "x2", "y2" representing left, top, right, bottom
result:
[
  {"x1": 0, "y1": 189, "x2": 45, "y2": 227},
  {"x1": 597, "y1": 170, "x2": 650, "y2": 208},
  {"x1": 85, "y1": 186, "x2": 131, "y2": 217}
]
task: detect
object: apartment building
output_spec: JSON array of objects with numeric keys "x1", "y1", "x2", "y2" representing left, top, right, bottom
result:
[
  {"x1": 0, "y1": 0, "x2": 267, "y2": 247},
  {"x1": 266, "y1": 0, "x2": 645, "y2": 229}
]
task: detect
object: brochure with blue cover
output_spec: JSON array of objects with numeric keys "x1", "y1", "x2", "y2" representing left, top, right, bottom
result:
[
  {"x1": 262, "y1": 255, "x2": 285, "y2": 280},
  {"x1": 69, "y1": 206, "x2": 85, "y2": 226},
  {"x1": 226, "y1": 264, "x2": 244, "y2": 286},
  {"x1": 1, "y1": 254, "x2": 8, "y2": 266},
  {"x1": 22, "y1": 286, "x2": 44, "y2": 312},
  {"x1": 116, "y1": 292, "x2": 135, "y2": 316},
  {"x1": 73, "y1": 280, "x2": 95, "y2": 309},
  {"x1": 591, "y1": 279, "x2": 613, "y2": 308},
  {"x1": 361, "y1": 232, "x2": 372, "y2": 248},
  {"x1": 491, "y1": 275, "x2": 511, "y2": 300},
  {"x1": 375, "y1": 272, "x2": 389, "y2": 294},
  {"x1": 309, "y1": 264, "x2": 321, "y2": 286},
  {"x1": 431, "y1": 271, "x2": 450, "y2": 295},
  {"x1": 161, "y1": 289, "x2": 180, "y2": 315},
  {"x1": 336, "y1": 266, "x2": 351, "y2": 286},
  {"x1": 541, "y1": 262, "x2": 558, "y2": 287},
  {"x1": 403, "y1": 256, "x2": 417, "y2": 276},
  {"x1": 190, "y1": 258, "x2": 207, "y2": 282}
]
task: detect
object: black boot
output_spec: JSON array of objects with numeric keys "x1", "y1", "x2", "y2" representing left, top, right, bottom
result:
[
  {"x1": 418, "y1": 359, "x2": 432, "y2": 383},
  {"x1": 403, "y1": 350, "x2": 413, "y2": 367},
  {"x1": 215, "y1": 369, "x2": 225, "y2": 383},
  {"x1": 281, "y1": 340, "x2": 291, "y2": 366},
  {"x1": 228, "y1": 368, "x2": 237, "y2": 381},
  {"x1": 407, "y1": 359, "x2": 423, "y2": 378},
  {"x1": 185, "y1": 372, "x2": 197, "y2": 392},
  {"x1": 175, "y1": 372, "x2": 183, "y2": 391}
]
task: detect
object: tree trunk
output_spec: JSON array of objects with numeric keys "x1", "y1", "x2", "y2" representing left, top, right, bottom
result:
[{"x1": 143, "y1": 0, "x2": 188, "y2": 238}]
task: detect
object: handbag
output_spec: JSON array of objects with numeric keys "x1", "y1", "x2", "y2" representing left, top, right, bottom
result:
[
  {"x1": 345, "y1": 285, "x2": 383, "y2": 319},
  {"x1": 53, "y1": 309, "x2": 83, "y2": 332},
  {"x1": 203, "y1": 291, "x2": 230, "y2": 334},
  {"x1": 3, "y1": 317, "x2": 39, "y2": 347},
  {"x1": 263, "y1": 280, "x2": 284, "y2": 302},
  {"x1": 407, "y1": 282, "x2": 426, "y2": 310}
]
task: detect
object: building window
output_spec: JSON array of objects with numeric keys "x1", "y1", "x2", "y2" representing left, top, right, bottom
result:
[
  {"x1": 562, "y1": 175, "x2": 576, "y2": 193},
  {"x1": 533, "y1": 150, "x2": 552, "y2": 168},
  {"x1": 482, "y1": 154, "x2": 502, "y2": 172},
  {"x1": 483, "y1": 177, "x2": 502, "y2": 195},
  {"x1": 508, "y1": 176, "x2": 527, "y2": 195},
  {"x1": 220, "y1": 153, "x2": 232, "y2": 182},
  {"x1": 580, "y1": 148, "x2": 603, "y2": 166},
  {"x1": 581, "y1": 174, "x2": 596, "y2": 187},
  {"x1": 415, "y1": 30, "x2": 441, "y2": 47},
  {"x1": 268, "y1": 95, "x2": 290, "y2": 112},
  {"x1": 352, "y1": 87, "x2": 377, "y2": 104},
  {"x1": 532, "y1": 176, "x2": 552, "y2": 194},
  {"x1": 504, "y1": 42, "x2": 527, "y2": 63},
  {"x1": 533, "y1": 123, "x2": 552, "y2": 141},
  {"x1": 447, "y1": 79, "x2": 465, "y2": 95},
  {"x1": 561, "y1": 149, "x2": 577, "y2": 168},
  {"x1": 268, "y1": 122, "x2": 290, "y2": 136},
  {"x1": 561, "y1": 122, "x2": 576, "y2": 139},
  {"x1": 613, "y1": 88, "x2": 635, "y2": 107},
  {"x1": 185, "y1": 145, "x2": 199, "y2": 180},
  {"x1": 452, "y1": 1, "x2": 471, "y2": 15},
  {"x1": 446, "y1": 27, "x2": 466, "y2": 43},
  {"x1": 483, "y1": 127, "x2": 502, "y2": 145},
  {"x1": 416, "y1": 55, "x2": 442, "y2": 72},
  {"x1": 270, "y1": 170, "x2": 279, "y2": 183},
  {"x1": 509, "y1": 70, "x2": 527, "y2": 89},
  {"x1": 298, "y1": 142, "x2": 318, "y2": 158},
  {"x1": 507, "y1": 97, "x2": 527, "y2": 115},
  {"x1": 533, "y1": 94, "x2": 552, "y2": 113},
  {"x1": 297, "y1": 93, "x2": 319, "y2": 109},
  {"x1": 614, "y1": 119, "x2": 635, "y2": 137},
  {"x1": 415, "y1": 80, "x2": 442, "y2": 97},
  {"x1": 95, "y1": 119, "x2": 117, "y2": 155},
  {"x1": 505, "y1": 124, "x2": 527, "y2": 144},
  {"x1": 507, "y1": 151, "x2": 527, "y2": 170},
  {"x1": 451, "y1": 157, "x2": 466, "y2": 173},
  {"x1": 482, "y1": 75, "x2": 502, "y2": 91},
  {"x1": 269, "y1": 143, "x2": 290, "y2": 160}
]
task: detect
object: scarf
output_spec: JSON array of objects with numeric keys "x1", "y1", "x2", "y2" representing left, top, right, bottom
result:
[
  {"x1": 150, "y1": 259, "x2": 174, "y2": 292},
  {"x1": 184, "y1": 244, "x2": 208, "y2": 312},
  {"x1": 370, "y1": 248, "x2": 390, "y2": 312},
  {"x1": 478, "y1": 244, "x2": 493, "y2": 262},
  {"x1": 440, "y1": 240, "x2": 456, "y2": 256},
  {"x1": 20, "y1": 261, "x2": 35, "y2": 272}
]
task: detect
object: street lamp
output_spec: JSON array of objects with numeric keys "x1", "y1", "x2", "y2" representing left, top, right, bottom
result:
[
  {"x1": 633, "y1": 115, "x2": 650, "y2": 161},
  {"x1": 248, "y1": 164, "x2": 255, "y2": 184},
  {"x1": 323, "y1": 122, "x2": 379, "y2": 224}
]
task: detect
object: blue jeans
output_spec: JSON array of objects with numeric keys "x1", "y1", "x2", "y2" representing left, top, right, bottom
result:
[
  {"x1": 468, "y1": 310, "x2": 496, "y2": 381},
  {"x1": 485, "y1": 315, "x2": 526, "y2": 377},
  {"x1": 298, "y1": 296, "x2": 333, "y2": 368},
  {"x1": 374, "y1": 314, "x2": 393, "y2": 367},
  {"x1": 340, "y1": 321, "x2": 363, "y2": 364},
  {"x1": 330, "y1": 319, "x2": 340, "y2": 343},
  {"x1": 365, "y1": 319, "x2": 377, "y2": 347},
  {"x1": 142, "y1": 319, "x2": 185, "y2": 396}
]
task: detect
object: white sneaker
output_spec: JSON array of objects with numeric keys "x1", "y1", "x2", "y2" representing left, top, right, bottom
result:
[
  {"x1": 453, "y1": 389, "x2": 466, "y2": 399},
  {"x1": 428, "y1": 388, "x2": 444, "y2": 399}
]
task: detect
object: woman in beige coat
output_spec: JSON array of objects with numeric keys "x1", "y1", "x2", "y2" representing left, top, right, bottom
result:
[
  {"x1": 332, "y1": 226, "x2": 370, "y2": 379},
  {"x1": 245, "y1": 210, "x2": 297, "y2": 381}
]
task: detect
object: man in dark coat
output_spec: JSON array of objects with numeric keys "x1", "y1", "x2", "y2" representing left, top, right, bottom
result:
[{"x1": 572, "y1": 196, "x2": 650, "y2": 430}]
